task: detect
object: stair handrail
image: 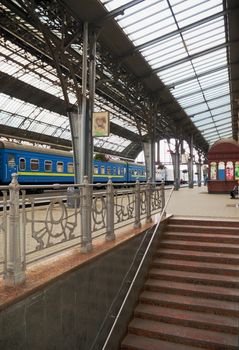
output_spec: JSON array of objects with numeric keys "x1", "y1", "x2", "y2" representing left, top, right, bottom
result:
[{"x1": 101, "y1": 185, "x2": 175, "y2": 350}]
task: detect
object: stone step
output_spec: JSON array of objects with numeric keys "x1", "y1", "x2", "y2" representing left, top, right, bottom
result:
[
  {"x1": 120, "y1": 218, "x2": 239, "y2": 350},
  {"x1": 134, "y1": 304, "x2": 239, "y2": 334},
  {"x1": 152, "y1": 258, "x2": 239, "y2": 276},
  {"x1": 148, "y1": 268, "x2": 239, "y2": 287},
  {"x1": 163, "y1": 231, "x2": 239, "y2": 243},
  {"x1": 166, "y1": 224, "x2": 239, "y2": 235},
  {"x1": 140, "y1": 290, "x2": 239, "y2": 317},
  {"x1": 145, "y1": 278, "x2": 239, "y2": 301},
  {"x1": 128, "y1": 318, "x2": 238, "y2": 349},
  {"x1": 159, "y1": 240, "x2": 239, "y2": 253},
  {"x1": 156, "y1": 248, "x2": 239, "y2": 264},
  {"x1": 169, "y1": 218, "x2": 239, "y2": 228},
  {"x1": 121, "y1": 334, "x2": 203, "y2": 350}
]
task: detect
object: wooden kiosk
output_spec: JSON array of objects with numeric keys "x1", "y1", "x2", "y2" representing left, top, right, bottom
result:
[{"x1": 207, "y1": 138, "x2": 239, "y2": 193}]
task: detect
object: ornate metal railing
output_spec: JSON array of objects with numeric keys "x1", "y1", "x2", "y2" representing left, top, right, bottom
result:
[{"x1": 0, "y1": 174, "x2": 165, "y2": 287}]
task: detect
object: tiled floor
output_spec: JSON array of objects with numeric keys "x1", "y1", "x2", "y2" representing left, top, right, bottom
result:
[{"x1": 166, "y1": 185, "x2": 239, "y2": 220}]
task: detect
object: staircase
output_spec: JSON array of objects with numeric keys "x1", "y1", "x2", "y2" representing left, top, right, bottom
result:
[{"x1": 121, "y1": 217, "x2": 239, "y2": 350}]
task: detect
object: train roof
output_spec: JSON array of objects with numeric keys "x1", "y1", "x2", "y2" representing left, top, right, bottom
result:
[
  {"x1": 0, "y1": 140, "x2": 72, "y2": 157},
  {"x1": 94, "y1": 158, "x2": 126, "y2": 165},
  {"x1": 127, "y1": 161, "x2": 145, "y2": 167},
  {"x1": 0, "y1": 141, "x2": 145, "y2": 166}
]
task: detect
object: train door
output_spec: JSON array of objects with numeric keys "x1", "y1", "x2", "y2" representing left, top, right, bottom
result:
[{"x1": 6, "y1": 152, "x2": 17, "y2": 182}]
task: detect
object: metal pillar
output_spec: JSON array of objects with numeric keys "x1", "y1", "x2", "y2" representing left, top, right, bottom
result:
[
  {"x1": 197, "y1": 153, "x2": 202, "y2": 187},
  {"x1": 4, "y1": 174, "x2": 25, "y2": 286},
  {"x1": 146, "y1": 178, "x2": 152, "y2": 223},
  {"x1": 79, "y1": 22, "x2": 90, "y2": 183},
  {"x1": 143, "y1": 139, "x2": 155, "y2": 182},
  {"x1": 88, "y1": 30, "x2": 97, "y2": 183},
  {"x1": 80, "y1": 176, "x2": 92, "y2": 252},
  {"x1": 134, "y1": 179, "x2": 141, "y2": 229},
  {"x1": 106, "y1": 179, "x2": 115, "y2": 241},
  {"x1": 188, "y1": 135, "x2": 194, "y2": 188},
  {"x1": 172, "y1": 140, "x2": 180, "y2": 190},
  {"x1": 156, "y1": 140, "x2": 160, "y2": 164}
]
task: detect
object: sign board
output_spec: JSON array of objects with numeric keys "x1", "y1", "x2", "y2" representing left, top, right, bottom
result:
[{"x1": 92, "y1": 112, "x2": 109, "y2": 137}]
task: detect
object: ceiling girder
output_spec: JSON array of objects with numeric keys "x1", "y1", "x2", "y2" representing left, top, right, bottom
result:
[{"x1": 0, "y1": 0, "x2": 216, "y2": 156}]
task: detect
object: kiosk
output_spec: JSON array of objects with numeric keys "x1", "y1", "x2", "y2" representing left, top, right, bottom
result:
[{"x1": 207, "y1": 139, "x2": 239, "y2": 193}]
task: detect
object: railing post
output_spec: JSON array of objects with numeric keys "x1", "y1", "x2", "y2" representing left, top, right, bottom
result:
[
  {"x1": 134, "y1": 179, "x2": 141, "y2": 229},
  {"x1": 4, "y1": 173, "x2": 25, "y2": 287},
  {"x1": 161, "y1": 182, "x2": 166, "y2": 218},
  {"x1": 106, "y1": 179, "x2": 115, "y2": 241},
  {"x1": 146, "y1": 178, "x2": 152, "y2": 223},
  {"x1": 80, "y1": 176, "x2": 92, "y2": 252}
]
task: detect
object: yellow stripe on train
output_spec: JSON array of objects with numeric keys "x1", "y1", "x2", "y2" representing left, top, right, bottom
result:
[{"x1": 17, "y1": 172, "x2": 125, "y2": 178}]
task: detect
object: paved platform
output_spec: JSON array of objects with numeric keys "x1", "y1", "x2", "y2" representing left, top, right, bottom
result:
[{"x1": 166, "y1": 185, "x2": 239, "y2": 220}]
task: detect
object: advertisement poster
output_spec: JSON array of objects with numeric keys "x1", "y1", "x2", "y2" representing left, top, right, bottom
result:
[
  {"x1": 210, "y1": 162, "x2": 217, "y2": 180},
  {"x1": 218, "y1": 161, "x2": 225, "y2": 180},
  {"x1": 235, "y1": 161, "x2": 239, "y2": 180},
  {"x1": 92, "y1": 112, "x2": 109, "y2": 137},
  {"x1": 226, "y1": 161, "x2": 233, "y2": 180}
]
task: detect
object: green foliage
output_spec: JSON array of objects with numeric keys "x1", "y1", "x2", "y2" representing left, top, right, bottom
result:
[{"x1": 94, "y1": 153, "x2": 109, "y2": 162}]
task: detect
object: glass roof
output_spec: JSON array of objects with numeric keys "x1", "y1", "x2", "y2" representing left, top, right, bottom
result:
[
  {"x1": 0, "y1": 35, "x2": 139, "y2": 153},
  {"x1": 100, "y1": 0, "x2": 232, "y2": 145}
]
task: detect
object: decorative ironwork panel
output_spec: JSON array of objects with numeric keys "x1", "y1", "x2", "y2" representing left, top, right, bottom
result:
[
  {"x1": 151, "y1": 186, "x2": 162, "y2": 212},
  {"x1": 91, "y1": 192, "x2": 106, "y2": 233},
  {"x1": 21, "y1": 192, "x2": 81, "y2": 258},
  {"x1": 114, "y1": 189, "x2": 135, "y2": 224}
]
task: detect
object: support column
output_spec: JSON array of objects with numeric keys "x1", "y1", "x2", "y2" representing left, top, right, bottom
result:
[
  {"x1": 106, "y1": 179, "x2": 115, "y2": 241},
  {"x1": 4, "y1": 174, "x2": 25, "y2": 287},
  {"x1": 80, "y1": 176, "x2": 92, "y2": 252},
  {"x1": 134, "y1": 179, "x2": 141, "y2": 229},
  {"x1": 171, "y1": 140, "x2": 180, "y2": 190},
  {"x1": 156, "y1": 140, "x2": 160, "y2": 165},
  {"x1": 79, "y1": 22, "x2": 90, "y2": 183},
  {"x1": 143, "y1": 139, "x2": 155, "y2": 182},
  {"x1": 197, "y1": 153, "x2": 202, "y2": 187},
  {"x1": 88, "y1": 30, "x2": 97, "y2": 182},
  {"x1": 188, "y1": 135, "x2": 194, "y2": 188}
]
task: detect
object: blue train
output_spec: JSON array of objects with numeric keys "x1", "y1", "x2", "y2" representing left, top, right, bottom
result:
[{"x1": 0, "y1": 141, "x2": 146, "y2": 185}]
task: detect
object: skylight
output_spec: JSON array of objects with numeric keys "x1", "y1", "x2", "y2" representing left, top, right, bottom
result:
[{"x1": 100, "y1": 0, "x2": 231, "y2": 145}]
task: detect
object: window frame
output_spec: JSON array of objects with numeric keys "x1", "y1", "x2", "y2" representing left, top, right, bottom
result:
[
  {"x1": 19, "y1": 157, "x2": 26, "y2": 171},
  {"x1": 44, "y1": 160, "x2": 52, "y2": 172},
  {"x1": 30, "y1": 158, "x2": 39, "y2": 171},
  {"x1": 57, "y1": 161, "x2": 64, "y2": 173}
]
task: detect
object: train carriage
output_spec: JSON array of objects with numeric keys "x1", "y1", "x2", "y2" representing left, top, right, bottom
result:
[
  {"x1": 0, "y1": 141, "x2": 146, "y2": 185},
  {"x1": 127, "y1": 162, "x2": 146, "y2": 182}
]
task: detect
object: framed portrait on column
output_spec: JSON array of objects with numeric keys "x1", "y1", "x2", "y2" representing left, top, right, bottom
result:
[{"x1": 92, "y1": 112, "x2": 109, "y2": 137}]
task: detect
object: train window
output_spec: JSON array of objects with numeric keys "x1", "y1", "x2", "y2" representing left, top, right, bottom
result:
[
  {"x1": 101, "y1": 166, "x2": 105, "y2": 175},
  {"x1": 107, "y1": 167, "x2": 111, "y2": 175},
  {"x1": 113, "y1": 167, "x2": 116, "y2": 175},
  {"x1": 45, "y1": 160, "x2": 52, "y2": 172},
  {"x1": 67, "y1": 163, "x2": 74, "y2": 173},
  {"x1": 94, "y1": 166, "x2": 98, "y2": 174},
  {"x1": 30, "y1": 159, "x2": 39, "y2": 171},
  {"x1": 19, "y1": 158, "x2": 26, "y2": 171},
  {"x1": 120, "y1": 168, "x2": 124, "y2": 175},
  {"x1": 8, "y1": 154, "x2": 15, "y2": 168},
  {"x1": 57, "y1": 161, "x2": 64, "y2": 172}
]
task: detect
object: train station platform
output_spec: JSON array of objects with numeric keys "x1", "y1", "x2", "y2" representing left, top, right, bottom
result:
[{"x1": 166, "y1": 184, "x2": 239, "y2": 220}]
